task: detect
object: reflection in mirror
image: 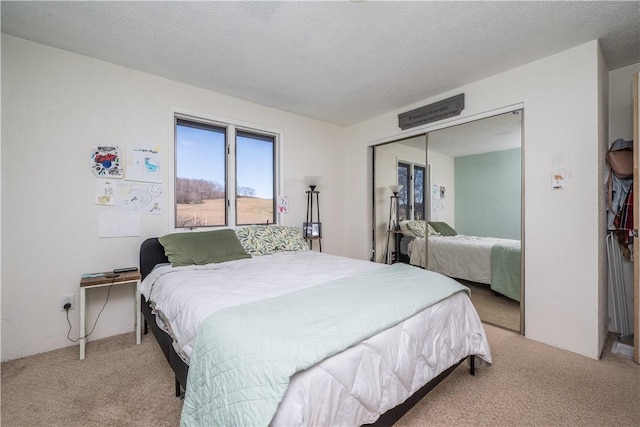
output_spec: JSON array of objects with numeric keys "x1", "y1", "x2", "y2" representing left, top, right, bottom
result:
[
  {"x1": 372, "y1": 110, "x2": 523, "y2": 333},
  {"x1": 373, "y1": 135, "x2": 426, "y2": 264},
  {"x1": 427, "y1": 111, "x2": 522, "y2": 332}
]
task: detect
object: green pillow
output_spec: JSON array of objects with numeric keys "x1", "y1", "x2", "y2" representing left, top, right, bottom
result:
[
  {"x1": 429, "y1": 222, "x2": 457, "y2": 236},
  {"x1": 159, "y1": 229, "x2": 251, "y2": 267}
]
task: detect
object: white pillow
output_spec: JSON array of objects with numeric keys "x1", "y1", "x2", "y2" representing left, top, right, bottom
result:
[{"x1": 398, "y1": 220, "x2": 415, "y2": 236}]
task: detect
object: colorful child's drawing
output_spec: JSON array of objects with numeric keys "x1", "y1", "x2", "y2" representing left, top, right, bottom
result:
[
  {"x1": 126, "y1": 146, "x2": 161, "y2": 183},
  {"x1": 95, "y1": 180, "x2": 116, "y2": 205},
  {"x1": 91, "y1": 146, "x2": 123, "y2": 178},
  {"x1": 277, "y1": 195, "x2": 289, "y2": 214}
]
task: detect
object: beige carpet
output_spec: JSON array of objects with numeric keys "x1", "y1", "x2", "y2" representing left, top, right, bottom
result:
[
  {"x1": 1, "y1": 333, "x2": 182, "y2": 426},
  {"x1": 2, "y1": 326, "x2": 638, "y2": 426},
  {"x1": 462, "y1": 280, "x2": 521, "y2": 332},
  {"x1": 397, "y1": 328, "x2": 639, "y2": 426}
]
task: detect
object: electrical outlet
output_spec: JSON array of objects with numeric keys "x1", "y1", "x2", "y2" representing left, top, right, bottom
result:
[{"x1": 60, "y1": 294, "x2": 75, "y2": 311}]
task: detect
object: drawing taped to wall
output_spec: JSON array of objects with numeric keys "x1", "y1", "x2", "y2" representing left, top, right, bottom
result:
[
  {"x1": 431, "y1": 184, "x2": 444, "y2": 221},
  {"x1": 115, "y1": 181, "x2": 162, "y2": 214},
  {"x1": 277, "y1": 195, "x2": 289, "y2": 214},
  {"x1": 95, "y1": 180, "x2": 115, "y2": 205},
  {"x1": 126, "y1": 146, "x2": 161, "y2": 183},
  {"x1": 91, "y1": 146, "x2": 123, "y2": 178}
]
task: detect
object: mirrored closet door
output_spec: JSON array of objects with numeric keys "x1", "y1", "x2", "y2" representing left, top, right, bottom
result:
[{"x1": 372, "y1": 110, "x2": 524, "y2": 333}]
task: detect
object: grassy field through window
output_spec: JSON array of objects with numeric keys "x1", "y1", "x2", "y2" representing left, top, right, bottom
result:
[{"x1": 176, "y1": 197, "x2": 273, "y2": 228}]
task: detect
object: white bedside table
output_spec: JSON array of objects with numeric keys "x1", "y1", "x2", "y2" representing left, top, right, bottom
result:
[{"x1": 79, "y1": 270, "x2": 142, "y2": 360}]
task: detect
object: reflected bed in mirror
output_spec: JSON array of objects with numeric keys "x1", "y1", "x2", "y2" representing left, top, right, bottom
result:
[
  {"x1": 372, "y1": 110, "x2": 523, "y2": 333},
  {"x1": 401, "y1": 221, "x2": 520, "y2": 303}
]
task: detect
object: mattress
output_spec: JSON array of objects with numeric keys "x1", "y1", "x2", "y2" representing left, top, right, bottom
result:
[
  {"x1": 141, "y1": 251, "x2": 491, "y2": 425},
  {"x1": 409, "y1": 234, "x2": 518, "y2": 284}
]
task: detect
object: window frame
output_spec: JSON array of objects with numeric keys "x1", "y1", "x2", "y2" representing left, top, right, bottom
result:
[
  {"x1": 397, "y1": 161, "x2": 410, "y2": 221},
  {"x1": 397, "y1": 159, "x2": 426, "y2": 221},
  {"x1": 171, "y1": 110, "x2": 282, "y2": 231},
  {"x1": 413, "y1": 164, "x2": 426, "y2": 220},
  {"x1": 234, "y1": 129, "x2": 277, "y2": 226}
]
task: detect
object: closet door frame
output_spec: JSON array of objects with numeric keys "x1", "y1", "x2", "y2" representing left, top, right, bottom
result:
[{"x1": 633, "y1": 72, "x2": 638, "y2": 364}]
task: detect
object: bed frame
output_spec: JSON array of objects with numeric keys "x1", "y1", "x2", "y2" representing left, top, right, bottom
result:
[
  {"x1": 140, "y1": 237, "x2": 189, "y2": 398},
  {"x1": 139, "y1": 237, "x2": 475, "y2": 425},
  {"x1": 398, "y1": 235, "x2": 413, "y2": 264}
]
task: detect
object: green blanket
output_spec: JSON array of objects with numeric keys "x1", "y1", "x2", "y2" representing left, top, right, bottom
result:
[
  {"x1": 490, "y1": 241, "x2": 521, "y2": 302},
  {"x1": 180, "y1": 263, "x2": 468, "y2": 426}
]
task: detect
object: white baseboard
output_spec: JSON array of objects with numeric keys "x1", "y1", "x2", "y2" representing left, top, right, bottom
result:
[{"x1": 611, "y1": 341, "x2": 634, "y2": 358}]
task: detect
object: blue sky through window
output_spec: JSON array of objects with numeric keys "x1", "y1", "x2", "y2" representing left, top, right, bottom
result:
[
  {"x1": 176, "y1": 124, "x2": 274, "y2": 199},
  {"x1": 176, "y1": 125, "x2": 225, "y2": 185},
  {"x1": 237, "y1": 136, "x2": 273, "y2": 199}
]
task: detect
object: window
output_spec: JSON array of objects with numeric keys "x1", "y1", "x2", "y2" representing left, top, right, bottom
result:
[
  {"x1": 413, "y1": 165, "x2": 426, "y2": 220},
  {"x1": 397, "y1": 161, "x2": 426, "y2": 221},
  {"x1": 174, "y1": 116, "x2": 277, "y2": 229},
  {"x1": 397, "y1": 162, "x2": 410, "y2": 221},
  {"x1": 235, "y1": 131, "x2": 275, "y2": 225}
]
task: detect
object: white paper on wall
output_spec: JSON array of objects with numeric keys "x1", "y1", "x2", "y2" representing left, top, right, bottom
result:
[
  {"x1": 431, "y1": 184, "x2": 440, "y2": 200},
  {"x1": 95, "y1": 180, "x2": 116, "y2": 205},
  {"x1": 431, "y1": 184, "x2": 444, "y2": 220},
  {"x1": 115, "y1": 181, "x2": 163, "y2": 214},
  {"x1": 126, "y1": 146, "x2": 161, "y2": 183},
  {"x1": 277, "y1": 195, "x2": 289, "y2": 214},
  {"x1": 431, "y1": 199, "x2": 441, "y2": 220},
  {"x1": 98, "y1": 212, "x2": 140, "y2": 237}
]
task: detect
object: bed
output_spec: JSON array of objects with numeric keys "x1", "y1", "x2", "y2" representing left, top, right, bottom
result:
[
  {"x1": 402, "y1": 221, "x2": 521, "y2": 302},
  {"x1": 139, "y1": 226, "x2": 492, "y2": 426}
]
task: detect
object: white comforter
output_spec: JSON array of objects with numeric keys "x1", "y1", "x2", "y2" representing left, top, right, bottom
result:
[
  {"x1": 141, "y1": 251, "x2": 491, "y2": 426},
  {"x1": 410, "y1": 234, "x2": 517, "y2": 284},
  {"x1": 141, "y1": 251, "x2": 385, "y2": 361}
]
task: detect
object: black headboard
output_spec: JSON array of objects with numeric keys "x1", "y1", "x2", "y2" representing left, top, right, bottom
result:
[{"x1": 139, "y1": 238, "x2": 169, "y2": 280}]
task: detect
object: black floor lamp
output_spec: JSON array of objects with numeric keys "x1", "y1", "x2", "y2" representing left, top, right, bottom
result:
[
  {"x1": 384, "y1": 184, "x2": 402, "y2": 264},
  {"x1": 303, "y1": 176, "x2": 322, "y2": 251}
]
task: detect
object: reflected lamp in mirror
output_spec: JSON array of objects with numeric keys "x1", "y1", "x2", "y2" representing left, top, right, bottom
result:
[
  {"x1": 389, "y1": 184, "x2": 403, "y2": 197},
  {"x1": 304, "y1": 175, "x2": 322, "y2": 191}
]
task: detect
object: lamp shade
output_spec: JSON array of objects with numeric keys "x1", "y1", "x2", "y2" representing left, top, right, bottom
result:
[
  {"x1": 304, "y1": 175, "x2": 322, "y2": 189},
  {"x1": 389, "y1": 184, "x2": 403, "y2": 195}
]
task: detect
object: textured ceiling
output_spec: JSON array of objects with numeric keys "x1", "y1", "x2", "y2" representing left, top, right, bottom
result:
[
  {"x1": 397, "y1": 110, "x2": 521, "y2": 157},
  {"x1": 2, "y1": 1, "x2": 639, "y2": 126},
  {"x1": 429, "y1": 110, "x2": 522, "y2": 157}
]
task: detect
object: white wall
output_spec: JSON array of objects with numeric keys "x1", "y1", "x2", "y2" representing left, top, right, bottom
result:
[
  {"x1": 0, "y1": 33, "x2": 3, "y2": 344},
  {"x1": 428, "y1": 150, "x2": 455, "y2": 225},
  {"x1": 597, "y1": 45, "x2": 610, "y2": 351},
  {"x1": 346, "y1": 41, "x2": 607, "y2": 359},
  {"x1": 1, "y1": 35, "x2": 625, "y2": 362},
  {"x1": 1, "y1": 36, "x2": 348, "y2": 361}
]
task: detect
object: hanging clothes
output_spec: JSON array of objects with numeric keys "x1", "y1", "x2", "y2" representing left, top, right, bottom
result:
[
  {"x1": 614, "y1": 185, "x2": 634, "y2": 259},
  {"x1": 606, "y1": 138, "x2": 634, "y2": 231},
  {"x1": 608, "y1": 172, "x2": 633, "y2": 230}
]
